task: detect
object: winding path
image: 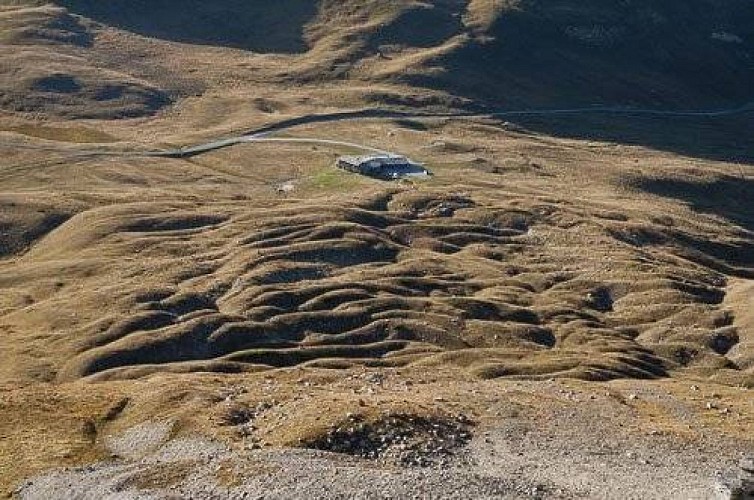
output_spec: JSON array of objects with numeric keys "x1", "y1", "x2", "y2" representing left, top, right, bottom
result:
[
  {"x1": 2, "y1": 102, "x2": 753, "y2": 160},
  {"x1": 154, "y1": 102, "x2": 754, "y2": 159}
]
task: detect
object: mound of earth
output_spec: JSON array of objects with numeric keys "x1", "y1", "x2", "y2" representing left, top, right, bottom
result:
[
  {"x1": 1, "y1": 57, "x2": 172, "y2": 119},
  {"x1": 0, "y1": 194, "x2": 82, "y2": 257},
  {"x1": 303, "y1": 412, "x2": 473, "y2": 467},
  {"x1": 0, "y1": 180, "x2": 748, "y2": 384}
]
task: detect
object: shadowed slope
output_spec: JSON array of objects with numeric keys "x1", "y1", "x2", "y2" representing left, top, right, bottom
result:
[
  {"x1": 0, "y1": 3, "x2": 173, "y2": 118},
  {"x1": 414, "y1": 0, "x2": 754, "y2": 109},
  {"x1": 50, "y1": 0, "x2": 754, "y2": 110},
  {"x1": 636, "y1": 175, "x2": 754, "y2": 233},
  {"x1": 1, "y1": 0, "x2": 738, "y2": 165},
  {"x1": 57, "y1": 0, "x2": 318, "y2": 53}
]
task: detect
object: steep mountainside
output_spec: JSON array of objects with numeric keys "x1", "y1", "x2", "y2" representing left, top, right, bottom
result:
[
  {"x1": 2, "y1": 0, "x2": 753, "y2": 120},
  {"x1": 420, "y1": 0, "x2": 754, "y2": 107},
  {"x1": 55, "y1": 0, "x2": 754, "y2": 108}
]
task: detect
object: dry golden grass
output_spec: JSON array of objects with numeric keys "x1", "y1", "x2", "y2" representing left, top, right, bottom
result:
[
  {"x1": 0, "y1": 0, "x2": 753, "y2": 494},
  {"x1": 1, "y1": 115, "x2": 751, "y2": 387},
  {"x1": 0, "y1": 123, "x2": 116, "y2": 142}
]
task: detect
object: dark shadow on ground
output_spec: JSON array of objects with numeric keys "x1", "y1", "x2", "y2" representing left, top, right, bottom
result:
[
  {"x1": 57, "y1": 0, "x2": 317, "y2": 53},
  {"x1": 635, "y1": 175, "x2": 754, "y2": 232},
  {"x1": 505, "y1": 112, "x2": 754, "y2": 166},
  {"x1": 413, "y1": 0, "x2": 754, "y2": 110},
  {"x1": 630, "y1": 175, "x2": 754, "y2": 277},
  {"x1": 399, "y1": 0, "x2": 754, "y2": 165}
]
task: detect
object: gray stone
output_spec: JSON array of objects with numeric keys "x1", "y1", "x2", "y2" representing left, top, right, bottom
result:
[
  {"x1": 715, "y1": 464, "x2": 754, "y2": 500},
  {"x1": 740, "y1": 457, "x2": 754, "y2": 474}
]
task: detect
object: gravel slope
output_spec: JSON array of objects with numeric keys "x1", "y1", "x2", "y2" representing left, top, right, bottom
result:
[{"x1": 14, "y1": 381, "x2": 753, "y2": 499}]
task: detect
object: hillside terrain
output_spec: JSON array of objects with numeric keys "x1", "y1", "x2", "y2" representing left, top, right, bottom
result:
[
  {"x1": 1, "y1": 1, "x2": 753, "y2": 498},
  {"x1": 4, "y1": 0, "x2": 754, "y2": 119}
]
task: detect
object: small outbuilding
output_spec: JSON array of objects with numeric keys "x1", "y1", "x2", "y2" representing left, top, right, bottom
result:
[{"x1": 337, "y1": 154, "x2": 430, "y2": 180}]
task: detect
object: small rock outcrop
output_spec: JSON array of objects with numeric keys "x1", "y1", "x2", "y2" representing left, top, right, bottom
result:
[{"x1": 715, "y1": 457, "x2": 754, "y2": 500}]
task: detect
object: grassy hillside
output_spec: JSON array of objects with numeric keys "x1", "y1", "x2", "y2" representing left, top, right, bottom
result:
[
  {"x1": 0, "y1": 2, "x2": 174, "y2": 118},
  {"x1": 423, "y1": 0, "x2": 754, "y2": 108},
  {"x1": 51, "y1": 0, "x2": 754, "y2": 110},
  {"x1": 56, "y1": 0, "x2": 318, "y2": 53},
  {"x1": 2, "y1": 0, "x2": 752, "y2": 120},
  {"x1": 2, "y1": 2, "x2": 754, "y2": 494}
]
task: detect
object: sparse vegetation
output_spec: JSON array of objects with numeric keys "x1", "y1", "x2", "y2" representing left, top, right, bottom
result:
[
  {"x1": 0, "y1": 1, "x2": 753, "y2": 498},
  {"x1": 0, "y1": 123, "x2": 116, "y2": 142}
]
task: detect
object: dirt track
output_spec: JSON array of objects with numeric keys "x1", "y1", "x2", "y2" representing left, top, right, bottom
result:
[{"x1": 3, "y1": 103, "x2": 753, "y2": 161}]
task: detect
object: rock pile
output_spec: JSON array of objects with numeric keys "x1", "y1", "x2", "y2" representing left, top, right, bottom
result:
[{"x1": 303, "y1": 412, "x2": 473, "y2": 467}]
